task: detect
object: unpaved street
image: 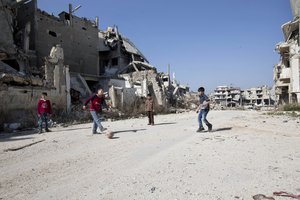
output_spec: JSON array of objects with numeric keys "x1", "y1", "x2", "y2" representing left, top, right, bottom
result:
[{"x1": 1, "y1": 110, "x2": 300, "y2": 200}]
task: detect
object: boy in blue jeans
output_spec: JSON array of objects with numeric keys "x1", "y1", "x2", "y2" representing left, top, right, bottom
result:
[
  {"x1": 196, "y1": 87, "x2": 212, "y2": 132},
  {"x1": 83, "y1": 88, "x2": 110, "y2": 134},
  {"x1": 37, "y1": 92, "x2": 52, "y2": 134}
]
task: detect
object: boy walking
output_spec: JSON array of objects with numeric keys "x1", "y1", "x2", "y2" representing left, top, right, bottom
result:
[
  {"x1": 196, "y1": 87, "x2": 212, "y2": 132},
  {"x1": 37, "y1": 92, "x2": 52, "y2": 134},
  {"x1": 83, "y1": 88, "x2": 109, "y2": 134},
  {"x1": 145, "y1": 94, "x2": 154, "y2": 125}
]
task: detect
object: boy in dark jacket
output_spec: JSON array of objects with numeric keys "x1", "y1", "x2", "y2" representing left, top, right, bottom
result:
[
  {"x1": 37, "y1": 92, "x2": 52, "y2": 134},
  {"x1": 196, "y1": 87, "x2": 212, "y2": 132},
  {"x1": 145, "y1": 94, "x2": 154, "y2": 125},
  {"x1": 83, "y1": 88, "x2": 109, "y2": 134}
]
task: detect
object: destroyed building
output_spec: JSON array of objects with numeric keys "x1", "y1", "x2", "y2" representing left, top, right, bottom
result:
[
  {"x1": 212, "y1": 85, "x2": 274, "y2": 109},
  {"x1": 212, "y1": 86, "x2": 241, "y2": 107},
  {"x1": 241, "y1": 86, "x2": 274, "y2": 107},
  {"x1": 0, "y1": 0, "x2": 190, "y2": 130},
  {"x1": 274, "y1": 0, "x2": 300, "y2": 104}
]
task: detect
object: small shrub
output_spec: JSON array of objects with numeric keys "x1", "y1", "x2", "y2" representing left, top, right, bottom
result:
[{"x1": 282, "y1": 104, "x2": 300, "y2": 111}]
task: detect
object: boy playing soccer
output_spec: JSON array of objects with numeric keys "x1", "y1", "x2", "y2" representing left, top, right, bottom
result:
[{"x1": 196, "y1": 87, "x2": 212, "y2": 132}]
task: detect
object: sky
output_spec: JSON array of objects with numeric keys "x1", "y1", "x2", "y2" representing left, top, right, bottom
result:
[{"x1": 38, "y1": 0, "x2": 292, "y2": 92}]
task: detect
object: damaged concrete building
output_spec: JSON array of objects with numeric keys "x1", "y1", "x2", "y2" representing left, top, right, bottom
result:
[
  {"x1": 212, "y1": 85, "x2": 274, "y2": 109},
  {"x1": 274, "y1": 0, "x2": 300, "y2": 104},
  {"x1": 0, "y1": 0, "x2": 190, "y2": 130},
  {"x1": 212, "y1": 86, "x2": 241, "y2": 108},
  {"x1": 241, "y1": 86, "x2": 274, "y2": 107}
]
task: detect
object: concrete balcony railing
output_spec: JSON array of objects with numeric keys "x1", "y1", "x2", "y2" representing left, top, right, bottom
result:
[{"x1": 279, "y1": 68, "x2": 291, "y2": 81}]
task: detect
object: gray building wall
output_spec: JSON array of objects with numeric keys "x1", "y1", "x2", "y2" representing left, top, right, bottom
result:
[
  {"x1": 34, "y1": 11, "x2": 99, "y2": 74},
  {"x1": 0, "y1": 0, "x2": 16, "y2": 55},
  {"x1": 16, "y1": 2, "x2": 99, "y2": 75},
  {"x1": 0, "y1": 86, "x2": 67, "y2": 130}
]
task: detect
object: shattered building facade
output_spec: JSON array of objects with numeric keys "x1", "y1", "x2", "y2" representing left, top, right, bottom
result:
[
  {"x1": 212, "y1": 86, "x2": 241, "y2": 107},
  {"x1": 241, "y1": 86, "x2": 274, "y2": 107},
  {"x1": 0, "y1": 0, "x2": 190, "y2": 130},
  {"x1": 212, "y1": 85, "x2": 274, "y2": 108},
  {"x1": 274, "y1": 0, "x2": 300, "y2": 104}
]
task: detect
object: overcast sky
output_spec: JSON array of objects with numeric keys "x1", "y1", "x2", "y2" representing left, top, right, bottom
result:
[{"x1": 38, "y1": 0, "x2": 292, "y2": 92}]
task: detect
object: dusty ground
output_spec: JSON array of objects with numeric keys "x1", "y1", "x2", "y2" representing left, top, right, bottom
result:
[{"x1": 0, "y1": 110, "x2": 300, "y2": 200}]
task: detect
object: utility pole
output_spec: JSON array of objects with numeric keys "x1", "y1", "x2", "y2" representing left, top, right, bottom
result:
[
  {"x1": 95, "y1": 16, "x2": 99, "y2": 28},
  {"x1": 167, "y1": 64, "x2": 171, "y2": 87},
  {"x1": 68, "y1": 4, "x2": 73, "y2": 26}
]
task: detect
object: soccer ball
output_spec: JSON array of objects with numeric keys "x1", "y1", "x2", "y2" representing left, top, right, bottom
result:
[{"x1": 106, "y1": 131, "x2": 114, "y2": 139}]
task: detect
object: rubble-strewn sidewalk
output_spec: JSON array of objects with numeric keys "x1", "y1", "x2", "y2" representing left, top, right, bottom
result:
[{"x1": 0, "y1": 110, "x2": 300, "y2": 200}]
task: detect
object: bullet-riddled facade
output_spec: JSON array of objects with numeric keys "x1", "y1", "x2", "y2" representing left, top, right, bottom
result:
[{"x1": 274, "y1": 1, "x2": 300, "y2": 104}]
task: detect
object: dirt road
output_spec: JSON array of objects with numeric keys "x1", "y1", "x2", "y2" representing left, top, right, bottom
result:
[{"x1": 1, "y1": 110, "x2": 300, "y2": 200}]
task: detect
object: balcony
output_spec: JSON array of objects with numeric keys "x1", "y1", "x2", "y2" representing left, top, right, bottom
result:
[{"x1": 279, "y1": 68, "x2": 291, "y2": 82}]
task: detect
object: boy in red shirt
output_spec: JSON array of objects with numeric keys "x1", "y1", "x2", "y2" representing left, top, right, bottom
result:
[
  {"x1": 37, "y1": 92, "x2": 52, "y2": 134},
  {"x1": 83, "y1": 88, "x2": 110, "y2": 134}
]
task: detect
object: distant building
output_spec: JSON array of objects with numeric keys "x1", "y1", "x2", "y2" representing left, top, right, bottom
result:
[
  {"x1": 212, "y1": 85, "x2": 274, "y2": 108},
  {"x1": 213, "y1": 86, "x2": 241, "y2": 107},
  {"x1": 241, "y1": 86, "x2": 274, "y2": 107}
]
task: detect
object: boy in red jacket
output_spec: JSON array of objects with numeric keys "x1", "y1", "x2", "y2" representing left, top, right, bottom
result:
[
  {"x1": 37, "y1": 92, "x2": 52, "y2": 133},
  {"x1": 83, "y1": 88, "x2": 110, "y2": 134}
]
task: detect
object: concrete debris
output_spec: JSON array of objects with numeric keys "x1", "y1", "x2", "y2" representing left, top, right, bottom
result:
[
  {"x1": 4, "y1": 123, "x2": 21, "y2": 130},
  {"x1": 0, "y1": 73, "x2": 43, "y2": 86}
]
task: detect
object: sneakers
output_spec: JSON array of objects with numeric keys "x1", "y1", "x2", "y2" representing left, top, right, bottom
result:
[
  {"x1": 196, "y1": 125, "x2": 213, "y2": 133},
  {"x1": 93, "y1": 127, "x2": 107, "y2": 134},
  {"x1": 38, "y1": 129, "x2": 51, "y2": 134},
  {"x1": 100, "y1": 127, "x2": 107, "y2": 132},
  {"x1": 207, "y1": 124, "x2": 213, "y2": 132},
  {"x1": 196, "y1": 127, "x2": 205, "y2": 132}
]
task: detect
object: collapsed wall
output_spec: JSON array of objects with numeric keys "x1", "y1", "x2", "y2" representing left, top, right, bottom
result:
[
  {"x1": 0, "y1": 43, "x2": 70, "y2": 131},
  {"x1": 109, "y1": 70, "x2": 168, "y2": 114}
]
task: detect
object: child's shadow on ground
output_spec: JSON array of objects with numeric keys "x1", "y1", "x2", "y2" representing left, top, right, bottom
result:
[
  {"x1": 109, "y1": 129, "x2": 147, "y2": 139},
  {"x1": 112, "y1": 129, "x2": 146, "y2": 134},
  {"x1": 213, "y1": 127, "x2": 232, "y2": 132},
  {"x1": 153, "y1": 122, "x2": 177, "y2": 126}
]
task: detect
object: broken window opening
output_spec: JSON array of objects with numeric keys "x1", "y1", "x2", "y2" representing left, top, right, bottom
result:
[
  {"x1": 112, "y1": 58, "x2": 118, "y2": 66},
  {"x1": 133, "y1": 82, "x2": 141, "y2": 86},
  {"x1": 2, "y1": 59, "x2": 20, "y2": 71},
  {"x1": 82, "y1": 27, "x2": 87, "y2": 30},
  {"x1": 48, "y1": 30, "x2": 57, "y2": 37},
  {"x1": 64, "y1": 13, "x2": 70, "y2": 20},
  {"x1": 99, "y1": 59, "x2": 109, "y2": 75},
  {"x1": 103, "y1": 60, "x2": 109, "y2": 67}
]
